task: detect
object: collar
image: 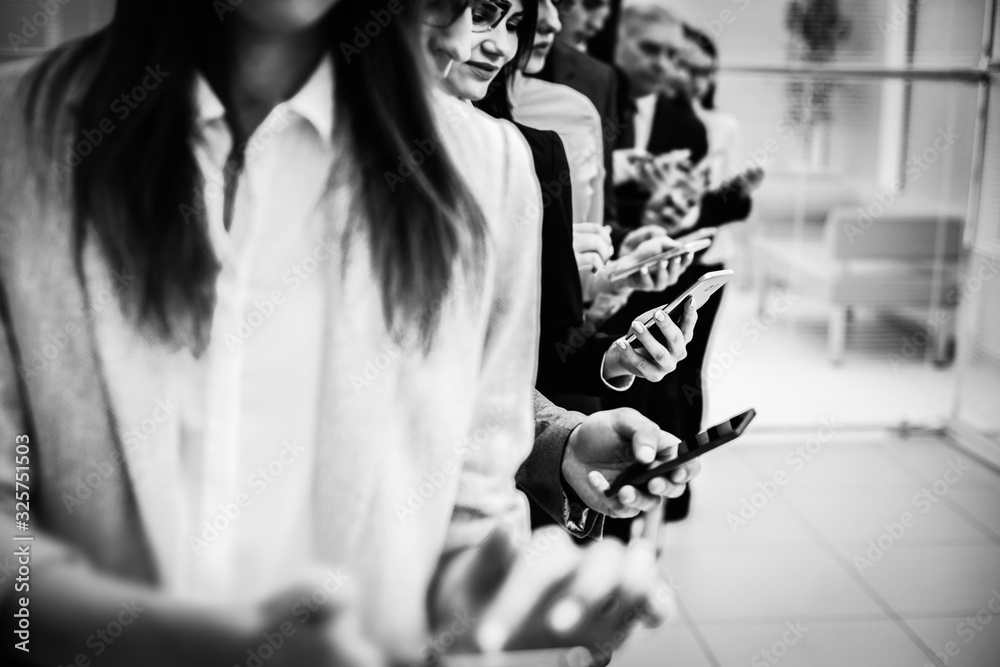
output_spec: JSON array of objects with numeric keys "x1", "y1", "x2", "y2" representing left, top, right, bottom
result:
[{"x1": 193, "y1": 55, "x2": 334, "y2": 144}]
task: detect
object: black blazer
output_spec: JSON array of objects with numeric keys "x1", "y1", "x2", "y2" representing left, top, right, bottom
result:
[
  {"x1": 515, "y1": 123, "x2": 617, "y2": 398},
  {"x1": 538, "y1": 40, "x2": 618, "y2": 227},
  {"x1": 698, "y1": 186, "x2": 753, "y2": 230}
]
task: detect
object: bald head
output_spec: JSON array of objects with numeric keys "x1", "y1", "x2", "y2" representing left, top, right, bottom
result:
[{"x1": 615, "y1": 3, "x2": 685, "y2": 98}]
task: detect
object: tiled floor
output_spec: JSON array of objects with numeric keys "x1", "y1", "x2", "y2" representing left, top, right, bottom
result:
[{"x1": 614, "y1": 433, "x2": 1000, "y2": 667}]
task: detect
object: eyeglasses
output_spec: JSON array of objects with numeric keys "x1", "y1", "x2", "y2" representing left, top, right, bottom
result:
[
  {"x1": 684, "y1": 64, "x2": 717, "y2": 78},
  {"x1": 424, "y1": 0, "x2": 514, "y2": 33},
  {"x1": 639, "y1": 42, "x2": 684, "y2": 65}
]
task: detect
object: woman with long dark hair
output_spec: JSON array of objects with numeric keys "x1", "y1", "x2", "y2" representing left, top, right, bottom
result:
[{"x1": 0, "y1": 0, "x2": 544, "y2": 664}]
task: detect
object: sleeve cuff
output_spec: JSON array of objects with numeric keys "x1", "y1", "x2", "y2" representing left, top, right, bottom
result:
[
  {"x1": 562, "y1": 490, "x2": 590, "y2": 536},
  {"x1": 560, "y1": 479, "x2": 604, "y2": 539},
  {"x1": 599, "y1": 350, "x2": 636, "y2": 392}
]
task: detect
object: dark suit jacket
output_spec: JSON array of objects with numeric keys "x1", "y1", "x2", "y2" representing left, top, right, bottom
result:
[
  {"x1": 513, "y1": 124, "x2": 613, "y2": 539},
  {"x1": 698, "y1": 186, "x2": 753, "y2": 230},
  {"x1": 515, "y1": 123, "x2": 619, "y2": 399},
  {"x1": 539, "y1": 40, "x2": 618, "y2": 227},
  {"x1": 517, "y1": 391, "x2": 603, "y2": 538}
]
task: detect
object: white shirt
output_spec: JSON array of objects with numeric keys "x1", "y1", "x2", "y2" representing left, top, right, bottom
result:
[
  {"x1": 176, "y1": 57, "x2": 336, "y2": 604},
  {"x1": 511, "y1": 75, "x2": 606, "y2": 224},
  {"x1": 612, "y1": 93, "x2": 657, "y2": 185},
  {"x1": 633, "y1": 93, "x2": 657, "y2": 152}
]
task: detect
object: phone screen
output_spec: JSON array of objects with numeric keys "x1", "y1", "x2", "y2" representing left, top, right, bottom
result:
[
  {"x1": 624, "y1": 269, "x2": 733, "y2": 349},
  {"x1": 608, "y1": 238, "x2": 713, "y2": 284},
  {"x1": 604, "y1": 409, "x2": 756, "y2": 496}
]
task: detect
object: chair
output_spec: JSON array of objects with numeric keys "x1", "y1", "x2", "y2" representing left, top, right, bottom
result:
[{"x1": 751, "y1": 205, "x2": 964, "y2": 363}]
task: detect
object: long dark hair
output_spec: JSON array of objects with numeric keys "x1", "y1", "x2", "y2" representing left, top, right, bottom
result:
[
  {"x1": 21, "y1": 0, "x2": 485, "y2": 351},
  {"x1": 475, "y1": 0, "x2": 539, "y2": 121}
]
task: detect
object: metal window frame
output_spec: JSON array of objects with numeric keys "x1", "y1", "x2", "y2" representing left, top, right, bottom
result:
[{"x1": 711, "y1": 0, "x2": 999, "y2": 447}]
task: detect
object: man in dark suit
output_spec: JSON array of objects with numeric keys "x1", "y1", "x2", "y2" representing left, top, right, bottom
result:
[
  {"x1": 611, "y1": 3, "x2": 708, "y2": 233},
  {"x1": 612, "y1": 4, "x2": 751, "y2": 236}
]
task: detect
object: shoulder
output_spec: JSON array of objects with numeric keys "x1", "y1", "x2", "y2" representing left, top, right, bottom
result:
[
  {"x1": 535, "y1": 79, "x2": 600, "y2": 119},
  {"x1": 0, "y1": 57, "x2": 41, "y2": 143},
  {"x1": 433, "y1": 92, "x2": 528, "y2": 166},
  {"x1": 432, "y1": 91, "x2": 541, "y2": 234},
  {"x1": 515, "y1": 78, "x2": 601, "y2": 132},
  {"x1": 0, "y1": 56, "x2": 51, "y2": 197},
  {"x1": 513, "y1": 123, "x2": 568, "y2": 178},
  {"x1": 0, "y1": 44, "x2": 97, "y2": 178},
  {"x1": 551, "y1": 41, "x2": 615, "y2": 88},
  {"x1": 0, "y1": 57, "x2": 37, "y2": 100},
  {"x1": 0, "y1": 41, "x2": 94, "y2": 121},
  {"x1": 433, "y1": 91, "x2": 536, "y2": 194}
]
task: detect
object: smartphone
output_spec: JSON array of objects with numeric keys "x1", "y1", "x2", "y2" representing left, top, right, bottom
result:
[
  {"x1": 624, "y1": 269, "x2": 733, "y2": 350},
  {"x1": 442, "y1": 649, "x2": 585, "y2": 667},
  {"x1": 604, "y1": 408, "x2": 757, "y2": 497},
  {"x1": 609, "y1": 238, "x2": 713, "y2": 284}
]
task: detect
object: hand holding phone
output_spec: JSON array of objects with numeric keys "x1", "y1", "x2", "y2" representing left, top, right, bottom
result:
[
  {"x1": 589, "y1": 237, "x2": 685, "y2": 299},
  {"x1": 433, "y1": 529, "x2": 667, "y2": 657},
  {"x1": 602, "y1": 295, "x2": 698, "y2": 385},
  {"x1": 605, "y1": 409, "x2": 757, "y2": 497},
  {"x1": 560, "y1": 408, "x2": 697, "y2": 519},
  {"x1": 572, "y1": 222, "x2": 614, "y2": 273},
  {"x1": 624, "y1": 269, "x2": 733, "y2": 350},
  {"x1": 608, "y1": 237, "x2": 713, "y2": 285},
  {"x1": 647, "y1": 150, "x2": 693, "y2": 190}
]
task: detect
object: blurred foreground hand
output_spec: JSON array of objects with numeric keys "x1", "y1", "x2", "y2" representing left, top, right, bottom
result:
[
  {"x1": 428, "y1": 529, "x2": 671, "y2": 667},
  {"x1": 250, "y1": 569, "x2": 386, "y2": 667}
]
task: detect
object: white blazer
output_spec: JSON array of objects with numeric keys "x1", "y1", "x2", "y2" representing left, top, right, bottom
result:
[{"x1": 511, "y1": 75, "x2": 607, "y2": 225}]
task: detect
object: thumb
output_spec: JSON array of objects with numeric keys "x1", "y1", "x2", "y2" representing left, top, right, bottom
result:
[
  {"x1": 632, "y1": 226, "x2": 666, "y2": 245},
  {"x1": 608, "y1": 409, "x2": 660, "y2": 465},
  {"x1": 657, "y1": 430, "x2": 683, "y2": 462}
]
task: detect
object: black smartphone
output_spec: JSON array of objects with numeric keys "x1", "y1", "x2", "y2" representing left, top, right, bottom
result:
[
  {"x1": 604, "y1": 408, "x2": 757, "y2": 497},
  {"x1": 624, "y1": 269, "x2": 733, "y2": 350}
]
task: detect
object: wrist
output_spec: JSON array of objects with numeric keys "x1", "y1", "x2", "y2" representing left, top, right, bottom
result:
[
  {"x1": 560, "y1": 424, "x2": 582, "y2": 493},
  {"x1": 601, "y1": 348, "x2": 625, "y2": 381},
  {"x1": 583, "y1": 269, "x2": 610, "y2": 302},
  {"x1": 560, "y1": 425, "x2": 589, "y2": 517}
]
